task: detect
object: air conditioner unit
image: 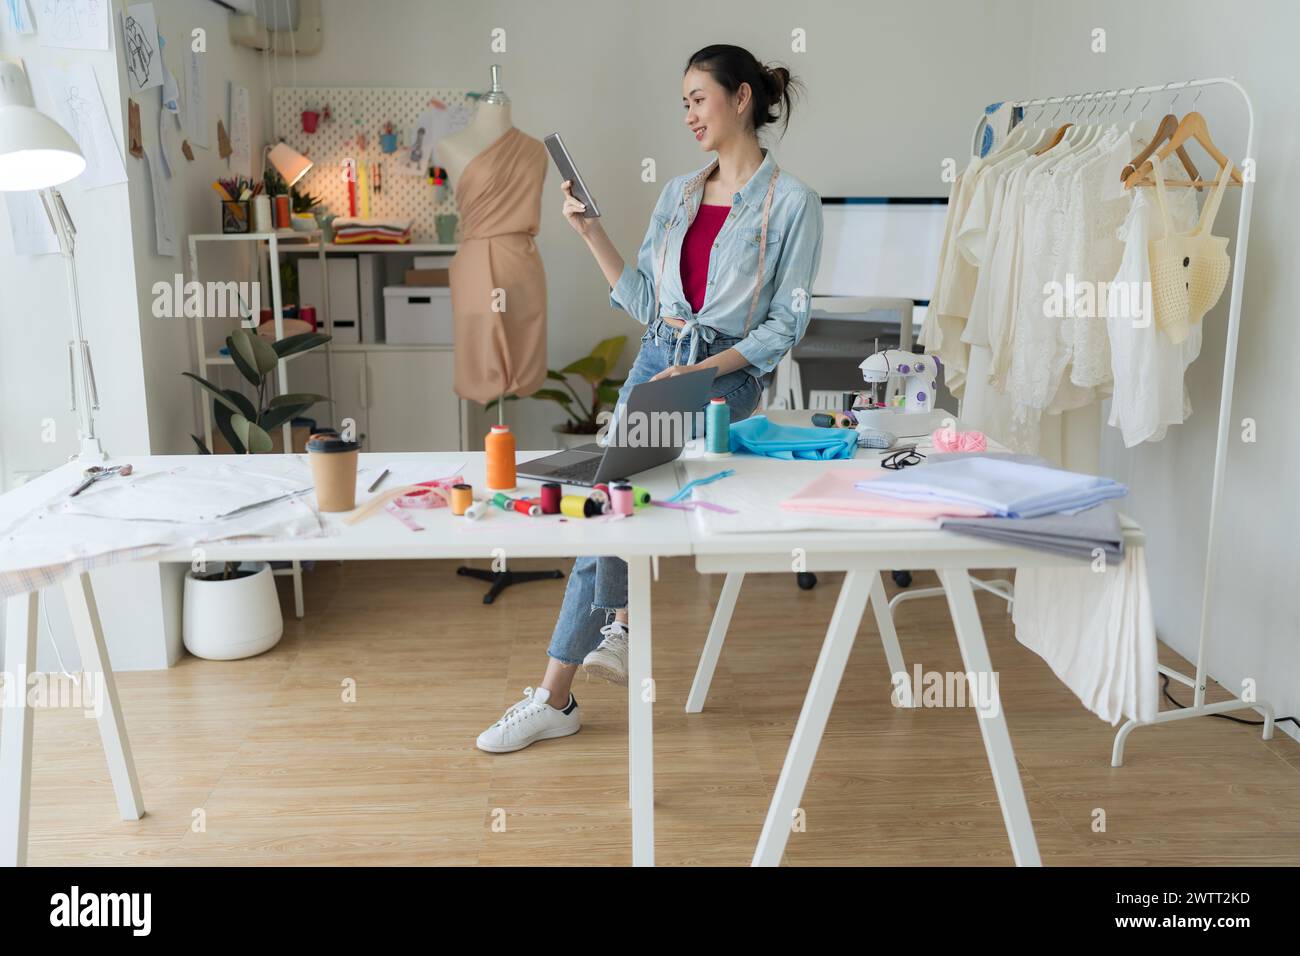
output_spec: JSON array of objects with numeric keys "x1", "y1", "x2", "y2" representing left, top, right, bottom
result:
[{"x1": 226, "y1": 0, "x2": 323, "y2": 55}]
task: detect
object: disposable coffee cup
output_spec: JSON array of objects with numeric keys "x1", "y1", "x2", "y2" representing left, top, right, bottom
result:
[{"x1": 306, "y1": 434, "x2": 360, "y2": 512}]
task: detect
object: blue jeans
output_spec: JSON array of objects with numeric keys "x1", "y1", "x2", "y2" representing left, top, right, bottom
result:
[{"x1": 546, "y1": 320, "x2": 763, "y2": 664}]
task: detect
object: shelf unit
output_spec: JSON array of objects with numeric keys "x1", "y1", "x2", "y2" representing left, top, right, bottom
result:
[
  {"x1": 186, "y1": 229, "x2": 336, "y2": 451},
  {"x1": 277, "y1": 241, "x2": 469, "y2": 452}
]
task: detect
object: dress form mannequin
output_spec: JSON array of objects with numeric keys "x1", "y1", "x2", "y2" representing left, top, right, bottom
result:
[{"x1": 440, "y1": 66, "x2": 514, "y2": 185}]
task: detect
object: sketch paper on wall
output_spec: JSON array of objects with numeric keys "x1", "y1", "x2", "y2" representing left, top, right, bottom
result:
[
  {"x1": 121, "y1": 3, "x2": 162, "y2": 94},
  {"x1": 142, "y1": 143, "x2": 177, "y2": 256},
  {"x1": 228, "y1": 82, "x2": 250, "y2": 178},
  {"x1": 36, "y1": 0, "x2": 109, "y2": 50},
  {"x1": 158, "y1": 32, "x2": 181, "y2": 117},
  {"x1": 185, "y1": 45, "x2": 208, "y2": 148},
  {"x1": 42, "y1": 63, "x2": 127, "y2": 190},
  {"x1": 3, "y1": 191, "x2": 58, "y2": 256},
  {"x1": 5, "y1": 0, "x2": 35, "y2": 34}
]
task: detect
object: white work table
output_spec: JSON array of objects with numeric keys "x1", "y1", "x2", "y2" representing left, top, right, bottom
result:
[
  {"x1": 0, "y1": 451, "x2": 687, "y2": 868},
  {"x1": 0, "y1": 439, "x2": 1145, "y2": 867}
]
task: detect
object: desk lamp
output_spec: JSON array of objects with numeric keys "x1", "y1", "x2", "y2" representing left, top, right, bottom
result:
[{"x1": 0, "y1": 59, "x2": 103, "y2": 461}]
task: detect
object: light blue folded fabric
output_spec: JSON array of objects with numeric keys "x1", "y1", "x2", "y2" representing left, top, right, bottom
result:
[
  {"x1": 857, "y1": 456, "x2": 1127, "y2": 518},
  {"x1": 729, "y1": 416, "x2": 858, "y2": 461}
]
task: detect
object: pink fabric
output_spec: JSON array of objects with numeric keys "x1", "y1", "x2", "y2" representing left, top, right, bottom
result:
[
  {"x1": 780, "y1": 469, "x2": 991, "y2": 518},
  {"x1": 932, "y1": 427, "x2": 988, "y2": 453}
]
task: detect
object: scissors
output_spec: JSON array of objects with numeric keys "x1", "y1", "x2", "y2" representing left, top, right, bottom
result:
[{"x1": 69, "y1": 463, "x2": 133, "y2": 497}]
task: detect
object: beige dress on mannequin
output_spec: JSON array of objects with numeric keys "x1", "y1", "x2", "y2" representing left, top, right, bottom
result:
[{"x1": 448, "y1": 127, "x2": 548, "y2": 404}]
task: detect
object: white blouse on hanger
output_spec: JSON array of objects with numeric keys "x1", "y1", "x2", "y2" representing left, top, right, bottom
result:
[{"x1": 1106, "y1": 152, "x2": 1202, "y2": 447}]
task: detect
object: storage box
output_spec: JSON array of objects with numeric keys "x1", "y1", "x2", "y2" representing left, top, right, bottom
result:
[
  {"x1": 413, "y1": 254, "x2": 454, "y2": 269},
  {"x1": 383, "y1": 286, "x2": 454, "y2": 345},
  {"x1": 404, "y1": 268, "x2": 450, "y2": 287}
]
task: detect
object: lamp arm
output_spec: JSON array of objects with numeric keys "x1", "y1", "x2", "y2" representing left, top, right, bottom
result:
[{"x1": 39, "y1": 186, "x2": 105, "y2": 461}]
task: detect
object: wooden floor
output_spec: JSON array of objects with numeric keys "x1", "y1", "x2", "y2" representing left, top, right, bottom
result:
[{"x1": 12, "y1": 557, "x2": 1300, "y2": 866}]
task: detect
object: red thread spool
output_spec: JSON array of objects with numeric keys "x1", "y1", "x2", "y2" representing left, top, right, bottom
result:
[
  {"x1": 540, "y1": 482, "x2": 561, "y2": 514},
  {"x1": 512, "y1": 497, "x2": 541, "y2": 517}
]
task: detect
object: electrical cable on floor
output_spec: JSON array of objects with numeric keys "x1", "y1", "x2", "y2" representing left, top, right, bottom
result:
[
  {"x1": 38, "y1": 589, "x2": 80, "y2": 684},
  {"x1": 1159, "y1": 673, "x2": 1298, "y2": 729}
]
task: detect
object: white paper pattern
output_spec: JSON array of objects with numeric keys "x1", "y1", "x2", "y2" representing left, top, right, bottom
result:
[
  {"x1": 42, "y1": 62, "x2": 127, "y2": 190},
  {"x1": 3, "y1": 191, "x2": 58, "y2": 256},
  {"x1": 228, "y1": 81, "x2": 250, "y2": 177},
  {"x1": 35, "y1": 0, "x2": 108, "y2": 49},
  {"x1": 185, "y1": 45, "x2": 207, "y2": 148},
  {"x1": 142, "y1": 143, "x2": 177, "y2": 256}
]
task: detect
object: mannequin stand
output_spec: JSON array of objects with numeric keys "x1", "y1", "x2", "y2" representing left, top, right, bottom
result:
[{"x1": 456, "y1": 565, "x2": 564, "y2": 605}]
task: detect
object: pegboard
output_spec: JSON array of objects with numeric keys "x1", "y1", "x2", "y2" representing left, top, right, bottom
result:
[{"x1": 272, "y1": 87, "x2": 476, "y2": 239}]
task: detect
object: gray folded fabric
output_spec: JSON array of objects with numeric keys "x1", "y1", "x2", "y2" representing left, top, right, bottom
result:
[{"x1": 939, "y1": 501, "x2": 1124, "y2": 561}]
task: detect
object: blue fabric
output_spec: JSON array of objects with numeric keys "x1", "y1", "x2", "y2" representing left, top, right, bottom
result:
[
  {"x1": 728, "y1": 415, "x2": 858, "y2": 461},
  {"x1": 608, "y1": 148, "x2": 824, "y2": 377}
]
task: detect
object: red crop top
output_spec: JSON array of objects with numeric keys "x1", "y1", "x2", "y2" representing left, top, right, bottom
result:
[{"x1": 679, "y1": 203, "x2": 730, "y2": 314}]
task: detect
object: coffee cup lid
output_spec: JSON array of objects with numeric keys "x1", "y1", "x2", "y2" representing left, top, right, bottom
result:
[{"x1": 306, "y1": 435, "x2": 359, "y2": 453}]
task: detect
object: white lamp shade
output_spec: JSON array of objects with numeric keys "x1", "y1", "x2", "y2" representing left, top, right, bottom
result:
[
  {"x1": 0, "y1": 59, "x2": 85, "y2": 190},
  {"x1": 0, "y1": 105, "x2": 86, "y2": 190},
  {"x1": 267, "y1": 141, "x2": 312, "y2": 187}
]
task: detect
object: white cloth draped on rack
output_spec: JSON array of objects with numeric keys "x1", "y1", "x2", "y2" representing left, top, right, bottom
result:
[{"x1": 920, "y1": 123, "x2": 1216, "y2": 461}]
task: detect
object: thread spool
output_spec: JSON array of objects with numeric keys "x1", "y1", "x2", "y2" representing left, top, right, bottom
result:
[
  {"x1": 463, "y1": 500, "x2": 487, "y2": 521},
  {"x1": 631, "y1": 486, "x2": 652, "y2": 507},
  {"x1": 611, "y1": 482, "x2": 634, "y2": 516},
  {"x1": 539, "y1": 482, "x2": 561, "y2": 514},
  {"x1": 485, "y1": 424, "x2": 516, "y2": 491},
  {"x1": 491, "y1": 492, "x2": 512, "y2": 512},
  {"x1": 560, "y1": 494, "x2": 602, "y2": 518},
  {"x1": 705, "y1": 397, "x2": 731, "y2": 456},
  {"x1": 512, "y1": 498, "x2": 541, "y2": 517},
  {"x1": 450, "y1": 483, "x2": 473, "y2": 516}
]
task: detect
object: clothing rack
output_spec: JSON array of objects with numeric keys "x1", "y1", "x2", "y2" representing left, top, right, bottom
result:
[{"x1": 973, "y1": 78, "x2": 1275, "y2": 764}]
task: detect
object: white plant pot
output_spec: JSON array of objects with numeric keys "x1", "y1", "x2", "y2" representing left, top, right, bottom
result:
[
  {"x1": 553, "y1": 426, "x2": 599, "y2": 450},
  {"x1": 183, "y1": 562, "x2": 284, "y2": 661}
]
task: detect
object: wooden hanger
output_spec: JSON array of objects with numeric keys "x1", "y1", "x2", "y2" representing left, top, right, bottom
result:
[
  {"x1": 1124, "y1": 111, "x2": 1244, "y2": 189},
  {"x1": 1120, "y1": 113, "x2": 1200, "y2": 185},
  {"x1": 1034, "y1": 122, "x2": 1072, "y2": 156}
]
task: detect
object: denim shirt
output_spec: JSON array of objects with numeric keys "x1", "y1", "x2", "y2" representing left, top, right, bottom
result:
[{"x1": 608, "y1": 148, "x2": 824, "y2": 377}]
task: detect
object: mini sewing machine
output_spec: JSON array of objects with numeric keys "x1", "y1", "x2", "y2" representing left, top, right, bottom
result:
[{"x1": 849, "y1": 348, "x2": 948, "y2": 437}]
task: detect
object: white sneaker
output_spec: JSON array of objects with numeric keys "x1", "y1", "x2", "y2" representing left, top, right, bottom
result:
[
  {"x1": 582, "y1": 621, "x2": 629, "y2": 686},
  {"x1": 476, "y1": 686, "x2": 581, "y2": 753}
]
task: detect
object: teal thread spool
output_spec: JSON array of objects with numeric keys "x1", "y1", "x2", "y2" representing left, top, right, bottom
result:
[
  {"x1": 491, "y1": 492, "x2": 512, "y2": 512},
  {"x1": 705, "y1": 397, "x2": 731, "y2": 456}
]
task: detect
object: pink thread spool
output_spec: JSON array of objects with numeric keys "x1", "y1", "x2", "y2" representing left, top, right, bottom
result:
[{"x1": 611, "y1": 482, "x2": 635, "y2": 516}]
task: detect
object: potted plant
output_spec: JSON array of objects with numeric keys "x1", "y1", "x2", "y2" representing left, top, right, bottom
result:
[
  {"x1": 180, "y1": 327, "x2": 331, "y2": 660},
  {"x1": 489, "y1": 336, "x2": 626, "y2": 449}
]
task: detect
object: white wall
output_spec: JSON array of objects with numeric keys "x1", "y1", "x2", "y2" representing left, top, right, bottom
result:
[{"x1": 1024, "y1": 0, "x2": 1300, "y2": 740}]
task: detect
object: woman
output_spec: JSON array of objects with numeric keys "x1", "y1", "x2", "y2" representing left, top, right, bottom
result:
[{"x1": 477, "y1": 44, "x2": 824, "y2": 753}]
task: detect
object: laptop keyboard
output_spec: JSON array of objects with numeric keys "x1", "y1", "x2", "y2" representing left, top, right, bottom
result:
[{"x1": 540, "y1": 459, "x2": 602, "y2": 485}]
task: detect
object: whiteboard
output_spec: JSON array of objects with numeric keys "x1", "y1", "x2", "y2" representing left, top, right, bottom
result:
[{"x1": 812, "y1": 198, "x2": 947, "y2": 302}]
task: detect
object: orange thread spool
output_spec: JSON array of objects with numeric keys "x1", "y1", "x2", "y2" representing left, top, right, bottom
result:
[
  {"x1": 450, "y1": 483, "x2": 473, "y2": 516},
  {"x1": 485, "y1": 425, "x2": 516, "y2": 491}
]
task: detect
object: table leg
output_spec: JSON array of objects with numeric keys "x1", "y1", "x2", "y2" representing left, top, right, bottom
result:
[
  {"x1": 869, "y1": 572, "x2": 914, "y2": 707},
  {"x1": 936, "y1": 568, "x2": 1040, "y2": 866},
  {"x1": 1, "y1": 592, "x2": 38, "y2": 867},
  {"x1": 61, "y1": 574, "x2": 144, "y2": 823},
  {"x1": 626, "y1": 555, "x2": 654, "y2": 866},
  {"x1": 753, "y1": 568, "x2": 874, "y2": 867},
  {"x1": 685, "y1": 571, "x2": 744, "y2": 714}
]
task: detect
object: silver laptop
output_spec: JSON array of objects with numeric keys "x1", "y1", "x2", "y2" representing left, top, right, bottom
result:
[{"x1": 517, "y1": 368, "x2": 718, "y2": 487}]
